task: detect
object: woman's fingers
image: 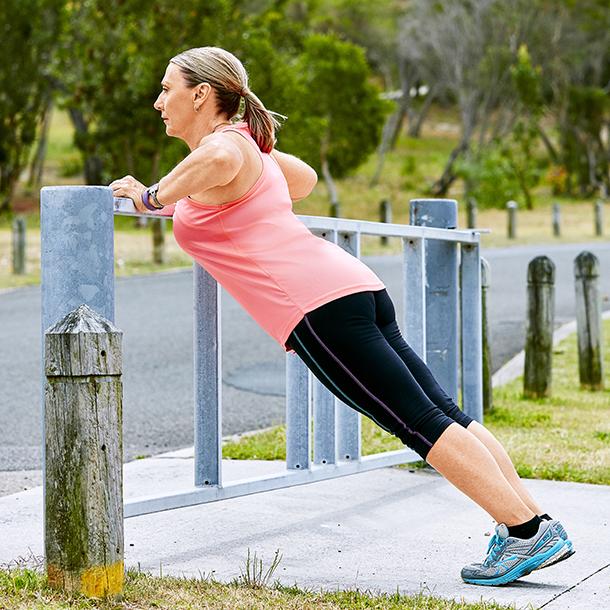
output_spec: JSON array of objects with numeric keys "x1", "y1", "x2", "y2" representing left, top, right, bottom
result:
[{"x1": 109, "y1": 176, "x2": 148, "y2": 213}]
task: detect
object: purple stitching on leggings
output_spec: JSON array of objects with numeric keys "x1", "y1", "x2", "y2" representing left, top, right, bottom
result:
[{"x1": 303, "y1": 316, "x2": 433, "y2": 448}]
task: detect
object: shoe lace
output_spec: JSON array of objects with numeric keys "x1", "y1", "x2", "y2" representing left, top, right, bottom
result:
[
  {"x1": 486, "y1": 534, "x2": 498, "y2": 554},
  {"x1": 483, "y1": 536, "x2": 507, "y2": 566}
]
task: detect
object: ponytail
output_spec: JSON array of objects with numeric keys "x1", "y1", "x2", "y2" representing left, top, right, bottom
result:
[{"x1": 241, "y1": 90, "x2": 286, "y2": 153}]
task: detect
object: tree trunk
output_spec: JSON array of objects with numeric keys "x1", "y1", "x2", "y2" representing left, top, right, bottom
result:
[
  {"x1": 370, "y1": 103, "x2": 406, "y2": 187},
  {"x1": 321, "y1": 157, "x2": 339, "y2": 211},
  {"x1": 28, "y1": 96, "x2": 54, "y2": 190},
  {"x1": 407, "y1": 90, "x2": 435, "y2": 138},
  {"x1": 537, "y1": 125, "x2": 559, "y2": 164},
  {"x1": 67, "y1": 108, "x2": 104, "y2": 185},
  {"x1": 430, "y1": 138, "x2": 469, "y2": 196}
]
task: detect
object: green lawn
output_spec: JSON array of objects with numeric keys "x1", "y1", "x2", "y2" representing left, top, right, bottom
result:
[
  {"x1": 0, "y1": 565, "x2": 518, "y2": 610},
  {"x1": 224, "y1": 318, "x2": 610, "y2": 485}
]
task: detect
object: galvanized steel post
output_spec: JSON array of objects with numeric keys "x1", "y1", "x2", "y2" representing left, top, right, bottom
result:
[
  {"x1": 335, "y1": 231, "x2": 362, "y2": 462},
  {"x1": 40, "y1": 185, "x2": 115, "y2": 513},
  {"x1": 460, "y1": 243, "x2": 483, "y2": 422},
  {"x1": 409, "y1": 199, "x2": 459, "y2": 403},
  {"x1": 286, "y1": 352, "x2": 310, "y2": 470},
  {"x1": 402, "y1": 237, "x2": 426, "y2": 360},
  {"x1": 194, "y1": 263, "x2": 222, "y2": 487}
]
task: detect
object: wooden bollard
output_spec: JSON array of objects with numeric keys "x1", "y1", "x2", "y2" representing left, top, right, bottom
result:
[
  {"x1": 507, "y1": 201, "x2": 517, "y2": 239},
  {"x1": 524, "y1": 256, "x2": 555, "y2": 398},
  {"x1": 152, "y1": 217, "x2": 166, "y2": 264},
  {"x1": 574, "y1": 252, "x2": 604, "y2": 390},
  {"x1": 44, "y1": 304, "x2": 124, "y2": 598},
  {"x1": 12, "y1": 216, "x2": 26, "y2": 275},
  {"x1": 481, "y1": 258, "x2": 492, "y2": 413},
  {"x1": 379, "y1": 199, "x2": 392, "y2": 245},
  {"x1": 466, "y1": 197, "x2": 477, "y2": 229},
  {"x1": 552, "y1": 203, "x2": 561, "y2": 237},
  {"x1": 594, "y1": 200, "x2": 604, "y2": 236}
]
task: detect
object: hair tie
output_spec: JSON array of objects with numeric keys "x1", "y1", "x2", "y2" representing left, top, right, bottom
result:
[{"x1": 240, "y1": 86, "x2": 250, "y2": 98}]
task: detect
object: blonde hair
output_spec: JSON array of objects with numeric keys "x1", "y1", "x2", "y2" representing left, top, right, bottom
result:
[{"x1": 170, "y1": 46, "x2": 286, "y2": 153}]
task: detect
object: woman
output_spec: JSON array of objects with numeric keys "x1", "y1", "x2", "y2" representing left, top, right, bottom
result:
[{"x1": 110, "y1": 46, "x2": 574, "y2": 586}]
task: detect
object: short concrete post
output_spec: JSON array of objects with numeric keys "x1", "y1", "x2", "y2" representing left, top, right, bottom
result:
[
  {"x1": 507, "y1": 200, "x2": 518, "y2": 239},
  {"x1": 524, "y1": 256, "x2": 555, "y2": 398},
  {"x1": 44, "y1": 304, "x2": 123, "y2": 598},
  {"x1": 466, "y1": 197, "x2": 477, "y2": 229},
  {"x1": 552, "y1": 203, "x2": 561, "y2": 237},
  {"x1": 152, "y1": 218, "x2": 166, "y2": 264},
  {"x1": 12, "y1": 216, "x2": 26, "y2": 275},
  {"x1": 379, "y1": 199, "x2": 392, "y2": 245},
  {"x1": 594, "y1": 200, "x2": 604, "y2": 236},
  {"x1": 574, "y1": 252, "x2": 604, "y2": 390},
  {"x1": 410, "y1": 199, "x2": 459, "y2": 403},
  {"x1": 481, "y1": 258, "x2": 492, "y2": 413}
]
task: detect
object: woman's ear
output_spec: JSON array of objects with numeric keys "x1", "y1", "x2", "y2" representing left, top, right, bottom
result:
[{"x1": 193, "y1": 82, "x2": 211, "y2": 111}]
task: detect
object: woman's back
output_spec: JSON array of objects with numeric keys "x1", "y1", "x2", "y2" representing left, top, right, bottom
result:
[{"x1": 171, "y1": 122, "x2": 385, "y2": 352}]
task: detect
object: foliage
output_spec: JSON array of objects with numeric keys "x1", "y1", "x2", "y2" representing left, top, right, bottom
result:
[
  {"x1": 290, "y1": 33, "x2": 391, "y2": 179},
  {"x1": 52, "y1": 0, "x2": 233, "y2": 185},
  {"x1": 0, "y1": 0, "x2": 62, "y2": 215},
  {"x1": 561, "y1": 85, "x2": 609, "y2": 196},
  {"x1": 455, "y1": 147, "x2": 521, "y2": 209}
]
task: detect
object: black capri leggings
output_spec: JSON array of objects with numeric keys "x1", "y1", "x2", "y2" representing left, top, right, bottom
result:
[{"x1": 285, "y1": 289, "x2": 474, "y2": 460}]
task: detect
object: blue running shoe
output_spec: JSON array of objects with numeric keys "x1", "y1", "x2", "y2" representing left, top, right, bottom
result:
[
  {"x1": 461, "y1": 520, "x2": 567, "y2": 585},
  {"x1": 534, "y1": 520, "x2": 575, "y2": 570}
]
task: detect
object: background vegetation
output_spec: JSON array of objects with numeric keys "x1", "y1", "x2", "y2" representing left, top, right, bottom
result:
[{"x1": 1, "y1": 0, "x2": 609, "y2": 220}]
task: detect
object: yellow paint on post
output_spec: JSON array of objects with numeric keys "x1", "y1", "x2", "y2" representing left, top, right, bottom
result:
[
  {"x1": 47, "y1": 561, "x2": 124, "y2": 598},
  {"x1": 81, "y1": 561, "x2": 124, "y2": 598}
]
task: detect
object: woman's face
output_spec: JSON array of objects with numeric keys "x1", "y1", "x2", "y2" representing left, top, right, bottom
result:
[{"x1": 154, "y1": 63, "x2": 207, "y2": 138}]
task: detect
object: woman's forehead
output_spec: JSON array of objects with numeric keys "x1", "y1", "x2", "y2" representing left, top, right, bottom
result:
[{"x1": 162, "y1": 63, "x2": 182, "y2": 84}]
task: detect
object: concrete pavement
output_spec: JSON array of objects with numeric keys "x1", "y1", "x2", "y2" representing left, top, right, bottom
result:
[{"x1": 1, "y1": 449, "x2": 608, "y2": 609}]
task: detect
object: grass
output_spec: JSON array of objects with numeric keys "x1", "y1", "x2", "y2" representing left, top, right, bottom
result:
[
  {"x1": 0, "y1": 563, "x2": 519, "y2": 610},
  {"x1": 483, "y1": 317, "x2": 610, "y2": 485},
  {"x1": 224, "y1": 318, "x2": 610, "y2": 485}
]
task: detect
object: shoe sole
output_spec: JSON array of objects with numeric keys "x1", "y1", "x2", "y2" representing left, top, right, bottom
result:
[
  {"x1": 462, "y1": 538, "x2": 566, "y2": 586},
  {"x1": 535, "y1": 540, "x2": 575, "y2": 570}
]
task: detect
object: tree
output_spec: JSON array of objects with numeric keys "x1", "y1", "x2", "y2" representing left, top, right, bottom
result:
[
  {"x1": 288, "y1": 33, "x2": 391, "y2": 208},
  {"x1": 0, "y1": 0, "x2": 62, "y2": 215},
  {"x1": 51, "y1": 0, "x2": 235, "y2": 186},
  {"x1": 398, "y1": 0, "x2": 550, "y2": 196}
]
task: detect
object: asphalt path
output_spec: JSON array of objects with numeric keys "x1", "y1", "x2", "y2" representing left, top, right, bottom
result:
[{"x1": 1, "y1": 241, "x2": 608, "y2": 472}]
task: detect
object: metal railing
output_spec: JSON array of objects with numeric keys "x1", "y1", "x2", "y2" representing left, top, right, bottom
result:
[{"x1": 41, "y1": 186, "x2": 486, "y2": 518}]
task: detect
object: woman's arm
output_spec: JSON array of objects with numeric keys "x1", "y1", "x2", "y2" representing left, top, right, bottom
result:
[
  {"x1": 270, "y1": 149, "x2": 318, "y2": 202},
  {"x1": 156, "y1": 139, "x2": 243, "y2": 205},
  {"x1": 110, "y1": 138, "x2": 243, "y2": 212}
]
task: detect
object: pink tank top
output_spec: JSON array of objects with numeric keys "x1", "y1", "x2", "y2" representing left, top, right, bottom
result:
[{"x1": 154, "y1": 122, "x2": 385, "y2": 352}]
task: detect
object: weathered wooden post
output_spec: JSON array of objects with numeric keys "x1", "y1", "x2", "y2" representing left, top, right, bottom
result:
[
  {"x1": 379, "y1": 199, "x2": 392, "y2": 245},
  {"x1": 552, "y1": 203, "x2": 561, "y2": 237},
  {"x1": 574, "y1": 252, "x2": 604, "y2": 390},
  {"x1": 594, "y1": 200, "x2": 604, "y2": 237},
  {"x1": 44, "y1": 304, "x2": 123, "y2": 598},
  {"x1": 152, "y1": 217, "x2": 166, "y2": 264},
  {"x1": 466, "y1": 197, "x2": 477, "y2": 229},
  {"x1": 12, "y1": 216, "x2": 26, "y2": 275},
  {"x1": 507, "y1": 200, "x2": 518, "y2": 239},
  {"x1": 524, "y1": 256, "x2": 555, "y2": 398},
  {"x1": 481, "y1": 258, "x2": 492, "y2": 413}
]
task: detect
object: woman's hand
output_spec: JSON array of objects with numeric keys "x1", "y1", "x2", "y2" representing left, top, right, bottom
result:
[{"x1": 109, "y1": 175, "x2": 148, "y2": 212}]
